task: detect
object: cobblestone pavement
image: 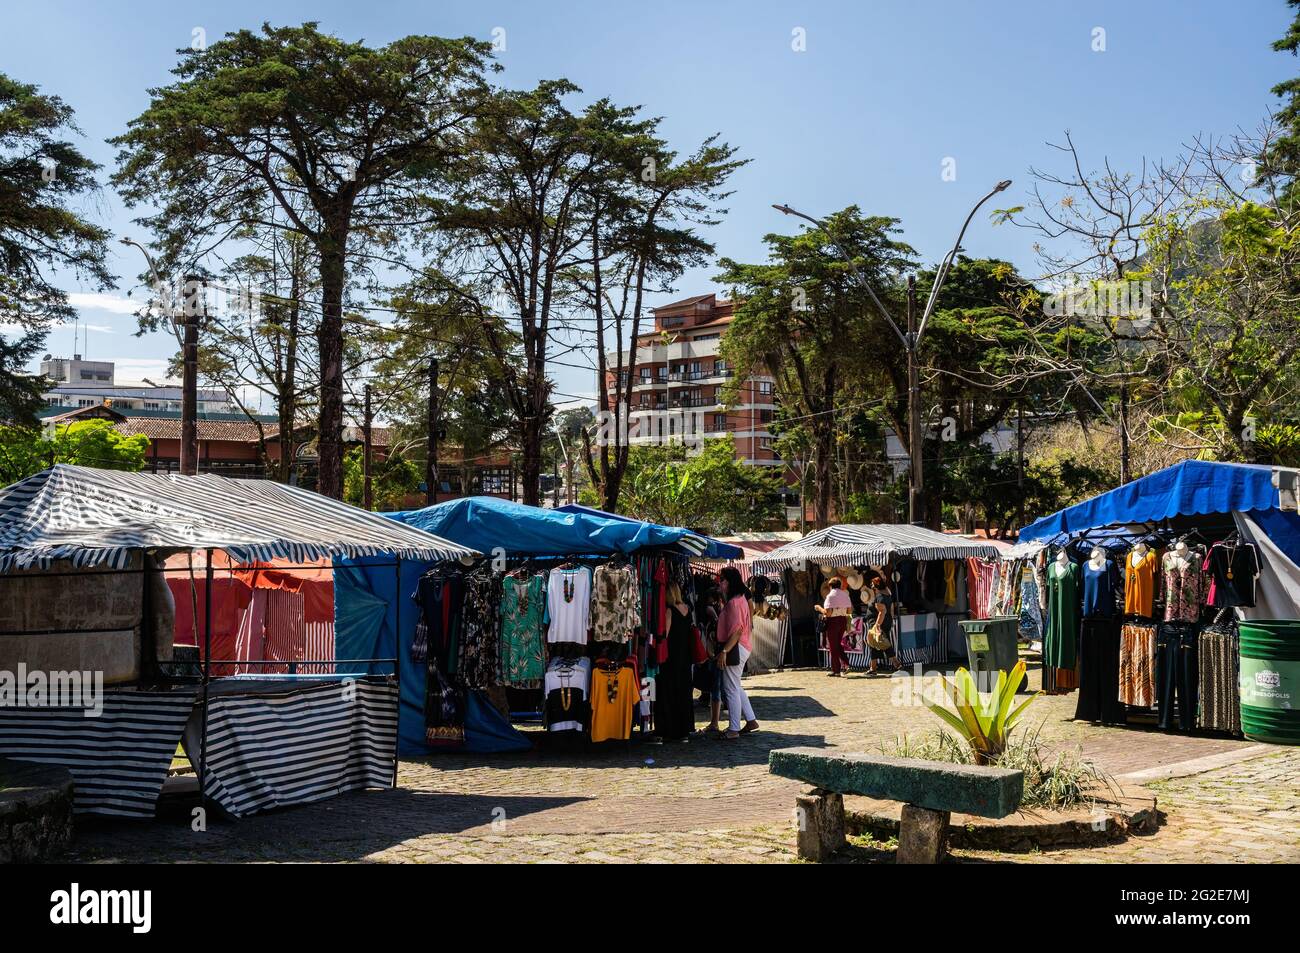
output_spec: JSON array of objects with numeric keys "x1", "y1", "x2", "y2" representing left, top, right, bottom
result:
[{"x1": 67, "y1": 665, "x2": 1293, "y2": 863}]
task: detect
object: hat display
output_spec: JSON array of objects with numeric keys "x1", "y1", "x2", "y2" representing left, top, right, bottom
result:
[{"x1": 844, "y1": 570, "x2": 864, "y2": 590}]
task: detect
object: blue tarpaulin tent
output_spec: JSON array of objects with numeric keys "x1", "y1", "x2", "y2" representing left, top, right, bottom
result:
[
  {"x1": 1019, "y1": 461, "x2": 1300, "y2": 559},
  {"x1": 1019, "y1": 460, "x2": 1300, "y2": 619},
  {"x1": 333, "y1": 556, "x2": 530, "y2": 756},
  {"x1": 332, "y1": 497, "x2": 741, "y2": 756},
  {"x1": 554, "y1": 503, "x2": 744, "y2": 559},
  {"x1": 389, "y1": 496, "x2": 742, "y2": 559}
]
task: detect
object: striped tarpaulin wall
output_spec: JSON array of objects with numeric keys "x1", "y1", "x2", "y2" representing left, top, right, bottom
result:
[
  {"x1": 194, "y1": 678, "x2": 398, "y2": 818},
  {"x1": 0, "y1": 464, "x2": 476, "y2": 573},
  {"x1": 0, "y1": 689, "x2": 196, "y2": 817}
]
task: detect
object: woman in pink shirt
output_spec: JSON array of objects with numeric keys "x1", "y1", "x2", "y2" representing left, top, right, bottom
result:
[
  {"x1": 715, "y1": 567, "x2": 759, "y2": 739},
  {"x1": 816, "y1": 577, "x2": 853, "y2": 676}
]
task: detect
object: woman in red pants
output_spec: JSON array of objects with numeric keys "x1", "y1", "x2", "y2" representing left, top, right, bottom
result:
[{"x1": 816, "y1": 577, "x2": 854, "y2": 676}]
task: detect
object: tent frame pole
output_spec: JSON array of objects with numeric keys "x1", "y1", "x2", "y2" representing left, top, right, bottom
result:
[
  {"x1": 391, "y1": 556, "x2": 401, "y2": 789},
  {"x1": 199, "y1": 548, "x2": 213, "y2": 814}
]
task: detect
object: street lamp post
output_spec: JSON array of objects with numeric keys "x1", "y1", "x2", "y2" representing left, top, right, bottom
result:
[{"x1": 774, "y1": 180, "x2": 1011, "y2": 525}]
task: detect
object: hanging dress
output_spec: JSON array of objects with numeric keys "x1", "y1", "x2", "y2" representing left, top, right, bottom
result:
[
  {"x1": 1045, "y1": 560, "x2": 1081, "y2": 671},
  {"x1": 500, "y1": 573, "x2": 545, "y2": 688}
]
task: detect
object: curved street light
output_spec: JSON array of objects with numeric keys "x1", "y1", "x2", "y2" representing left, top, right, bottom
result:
[{"x1": 773, "y1": 179, "x2": 1012, "y2": 525}]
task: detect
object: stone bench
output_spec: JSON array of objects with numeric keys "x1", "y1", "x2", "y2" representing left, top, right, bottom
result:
[{"x1": 769, "y1": 747, "x2": 1024, "y2": 863}]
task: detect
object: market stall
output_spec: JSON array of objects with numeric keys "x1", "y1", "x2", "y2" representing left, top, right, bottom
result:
[
  {"x1": 0, "y1": 464, "x2": 475, "y2": 818},
  {"x1": 750, "y1": 524, "x2": 1004, "y2": 672},
  {"x1": 334, "y1": 496, "x2": 742, "y2": 754},
  {"x1": 1017, "y1": 460, "x2": 1300, "y2": 739}
]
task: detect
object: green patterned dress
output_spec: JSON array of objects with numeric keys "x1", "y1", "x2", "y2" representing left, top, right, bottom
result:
[{"x1": 500, "y1": 574, "x2": 546, "y2": 687}]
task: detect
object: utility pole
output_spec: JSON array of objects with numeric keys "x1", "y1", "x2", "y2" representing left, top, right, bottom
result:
[
  {"x1": 179, "y1": 273, "x2": 202, "y2": 476},
  {"x1": 905, "y1": 275, "x2": 923, "y2": 526},
  {"x1": 1016, "y1": 403, "x2": 1025, "y2": 534},
  {"x1": 122, "y1": 239, "x2": 202, "y2": 476},
  {"x1": 426, "y1": 357, "x2": 439, "y2": 505},
  {"x1": 362, "y1": 383, "x2": 373, "y2": 510}
]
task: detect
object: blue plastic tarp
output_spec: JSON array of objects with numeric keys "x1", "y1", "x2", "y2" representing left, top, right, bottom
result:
[
  {"x1": 386, "y1": 496, "x2": 741, "y2": 559},
  {"x1": 556, "y1": 504, "x2": 743, "y2": 559},
  {"x1": 1020, "y1": 461, "x2": 1300, "y2": 561},
  {"x1": 332, "y1": 555, "x2": 529, "y2": 755}
]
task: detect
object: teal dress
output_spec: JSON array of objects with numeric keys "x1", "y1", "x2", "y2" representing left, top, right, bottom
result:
[
  {"x1": 500, "y1": 574, "x2": 546, "y2": 687},
  {"x1": 1045, "y1": 561, "x2": 1081, "y2": 670}
]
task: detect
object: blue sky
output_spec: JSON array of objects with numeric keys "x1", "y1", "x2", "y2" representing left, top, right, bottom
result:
[{"x1": 2, "y1": 0, "x2": 1293, "y2": 407}]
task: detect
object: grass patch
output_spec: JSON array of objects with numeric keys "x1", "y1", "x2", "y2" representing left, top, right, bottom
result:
[{"x1": 878, "y1": 721, "x2": 1116, "y2": 811}]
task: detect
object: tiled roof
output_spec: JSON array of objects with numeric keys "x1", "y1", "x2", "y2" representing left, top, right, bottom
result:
[{"x1": 118, "y1": 417, "x2": 281, "y2": 443}]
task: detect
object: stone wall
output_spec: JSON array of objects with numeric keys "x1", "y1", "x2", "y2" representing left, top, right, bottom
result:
[
  {"x1": 0, "y1": 759, "x2": 74, "y2": 863},
  {"x1": 0, "y1": 552, "x2": 175, "y2": 684}
]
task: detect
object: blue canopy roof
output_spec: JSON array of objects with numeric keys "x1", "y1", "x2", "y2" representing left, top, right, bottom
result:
[
  {"x1": 387, "y1": 496, "x2": 742, "y2": 559},
  {"x1": 1020, "y1": 460, "x2": 1295, "y2": 551},
  {"x1": 556, "y1": 504, "x2": 743, "y2": 559}
]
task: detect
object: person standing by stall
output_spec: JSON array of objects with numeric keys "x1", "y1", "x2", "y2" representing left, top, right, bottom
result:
[
  {"x1": 656, "y1": 581, "x2": 697, "y2": 741},
  {"x1": 699, "y1": 586, "x2": 725, "y2": 734},
  {"x1": 864, "y1": 572, "x2": 898, "y2": 676},
  {"x1": 715, "y1": 567, "x2": 759, "y2": 739},
  {"x1": 816, "y1": 577, "x2": 854, "y2": 676}
]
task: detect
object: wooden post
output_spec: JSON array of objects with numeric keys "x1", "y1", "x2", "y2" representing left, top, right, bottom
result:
[
  {"x1": 426, "y1": 357, "x2": 439, "y2": 505},
  {"x1": 362, "y1": 384, "x2": 373, "y2": 511}
]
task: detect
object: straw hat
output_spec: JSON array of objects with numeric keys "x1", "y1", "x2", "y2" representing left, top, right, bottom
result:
[{"x1": 844, "y1": 570, "x2": 865, "y2": 590}]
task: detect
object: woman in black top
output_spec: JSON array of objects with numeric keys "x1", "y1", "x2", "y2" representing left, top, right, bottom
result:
[{"x1": 656, "y1": 581, "x2": 697, "y2": 741}]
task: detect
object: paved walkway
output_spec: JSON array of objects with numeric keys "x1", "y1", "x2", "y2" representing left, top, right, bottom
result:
[{"x1": 68, "y1": 666, "x2": 1294, "y2": 863}]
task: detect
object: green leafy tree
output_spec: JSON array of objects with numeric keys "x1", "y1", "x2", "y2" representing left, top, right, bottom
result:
[
  {"x1": 611, "y1": 436, "x2": 784, "y2": 534},
  {"x1": 0, "y1": 420, "x2": 149, "y2": 485},
  {"x1": 342, "y1": 445, "x2": 421, "y2": 512},
  {"x1": 717, "y1": 207, "x2": 916, "y2": 528},
  {"x1": 0, "y1": 73, "x2": 113, "y2": 423},
  {"x1": 112, "y1": 23, "x2": 493, "y2": 499}
]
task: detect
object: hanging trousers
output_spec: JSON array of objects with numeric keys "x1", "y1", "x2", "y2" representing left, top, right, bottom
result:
[
  {"x1": 1075, "y1": 618, "x2": 1127, "y2": 725},
  {"x1": 1156, "y1": 622, "x2": 1199, "y2": 731}
]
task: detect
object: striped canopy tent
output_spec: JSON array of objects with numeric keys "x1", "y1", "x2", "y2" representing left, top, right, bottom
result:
[
  {"x1": 0, "y1": 464, "x2": 476, "y2": 572},
  {"x1": 749, "y1": 523, "x2": 1003, "y2": 573}
]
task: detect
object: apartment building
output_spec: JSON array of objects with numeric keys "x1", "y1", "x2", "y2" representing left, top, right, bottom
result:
[
  {"x1": 39, "y1": 355, "x2": 231, "y2": 414},
  {"x1": 602, "y1": 294, "x2": 780, "y2": 467}
]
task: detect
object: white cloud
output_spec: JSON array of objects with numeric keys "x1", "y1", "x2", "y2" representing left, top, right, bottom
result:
[
  {"x1": 101, "y1": 357, "x2": 173, "y2": 384},
  {"x1": 66, "y1": 292, "x2": 143, "y2": 316}
]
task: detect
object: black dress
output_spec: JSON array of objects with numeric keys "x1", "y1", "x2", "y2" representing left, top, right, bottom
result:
[{"x1": 657, "y1": 605, "x2": 696, "y2": 740}]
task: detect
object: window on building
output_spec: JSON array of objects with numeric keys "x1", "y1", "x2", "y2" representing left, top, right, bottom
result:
[
  {"x1": 757, "y1": 381, "x2": 773, "y2": 396},
  {"x1": 639, "y1": 367, "x2": 651, "y2": 381},
  {"x1": 712, "y1": 413, "x2": 727, "y2": 432},
  {"x1": 759, "y1": 409, "x2": 774, "y2": 423},
  {"x1": 693, "y1": 333, "x2": 720, "y2": 342}
]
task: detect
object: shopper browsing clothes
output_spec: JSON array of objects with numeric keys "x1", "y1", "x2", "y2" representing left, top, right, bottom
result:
[
  {"x1": 815, "y1": 577, "x2": 854, "y2": 676},
  {"x1": 698, "y1": 586, "x2": 724, "y2": 734},
  {"x1": 715, "y1": 566, "x2": 759, "y2": 739},
  {"x1": 863, "y1": 572, "x2": 899, "y2": 675}
]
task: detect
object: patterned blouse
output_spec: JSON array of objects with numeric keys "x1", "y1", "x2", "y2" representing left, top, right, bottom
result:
[
  {"x1": 1162, "y1": 555, "x2": 1204, "y2": 623},
  {"x1": 590, "y1": 563, "x2": 641, "y2": 643}
]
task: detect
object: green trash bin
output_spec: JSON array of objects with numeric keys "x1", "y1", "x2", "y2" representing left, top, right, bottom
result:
[
  {"x1": 959, "y1": 616, "x2": 1023, "y2": 693},
  {"x1": 1239, "y1": 620, "x2": 1300, "y2": 745}
]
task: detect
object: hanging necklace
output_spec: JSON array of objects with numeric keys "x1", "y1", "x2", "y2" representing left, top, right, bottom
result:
[{"x1": 563, "y1": 573, "x2": 576, "y2": 603}]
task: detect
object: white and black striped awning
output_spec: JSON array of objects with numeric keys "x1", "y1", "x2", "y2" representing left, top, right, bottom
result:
[
  {"x1": 0, "y1": 465, "x2": 477, "y2": 573},
  {"x1": 749, "y1": 523, "x2": 1003, "y2": 572}
]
